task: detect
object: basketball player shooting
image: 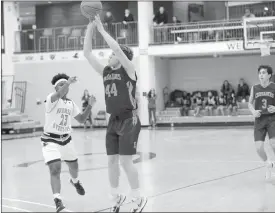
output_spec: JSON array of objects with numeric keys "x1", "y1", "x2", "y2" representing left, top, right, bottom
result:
[
  {"x1": 248, "y1": 65, "x2": 275, "y2": 179},
  {"x1": 83, "y1": 15, "x2": 147, "y2": 213},
  {"x1": 41, "y1": 73, "x2": 96, "y2": 212}
]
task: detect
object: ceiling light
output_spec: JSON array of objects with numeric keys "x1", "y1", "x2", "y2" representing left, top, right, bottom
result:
[
  {"x1": 48, "y1": 1, "x2": 52, "y2": 3},
  {"x1": 25, "y1": 12, "x2": 30, "y2": 15},
  {"x1": 264, "y1": 7, "x2": 268, "y2": 11}
]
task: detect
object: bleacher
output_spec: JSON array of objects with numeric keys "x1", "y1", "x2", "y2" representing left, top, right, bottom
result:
[
  {"x1": 157, "y1": 102, "x2": 254, "y2": 126},
  {"x1": 2, "y1": 108, "x2": 42, "y2": 135}
]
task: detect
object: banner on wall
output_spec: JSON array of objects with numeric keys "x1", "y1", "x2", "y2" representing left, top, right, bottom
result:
[
  {"x1": 12, "y1": 48, "x2": 139, "y2": 64},
  {"x1": 147, "y1": 41, "x2": 247, "y2": 56}
]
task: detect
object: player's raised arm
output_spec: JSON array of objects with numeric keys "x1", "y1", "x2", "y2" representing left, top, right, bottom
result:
[
  {"x1": 51, "y1": 76, "x2": 77, "y2": 103},
  {"x1": 94, "y1": 15, "x2": 136, "y2": 80},
  {"x1": 83, "y1": 21, "x2": 104, "y2": 76}
]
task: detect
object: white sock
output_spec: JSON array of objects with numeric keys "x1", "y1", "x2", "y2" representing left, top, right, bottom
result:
[
  {"x1": 110, "y1": 187, "x2": 119, "y2": 197},
  {"x1": 71, "y1": 178, "x2": 79, "y2": 183},
  {"x1": 131, "y1": 188, "x2": 141, "y2": 201},
  {"x1": 53, "y1": 193, "x2": 61, "y2": 199}
]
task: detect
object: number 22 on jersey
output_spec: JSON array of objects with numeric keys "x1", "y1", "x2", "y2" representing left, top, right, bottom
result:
[{"x1": 105, "y1": 83, "x2": 118, "y2": 97}]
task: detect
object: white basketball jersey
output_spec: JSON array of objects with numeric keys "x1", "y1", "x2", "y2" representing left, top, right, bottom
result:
[{"x1": 44, "y1": 93, "x2": 81, "y2": 135}]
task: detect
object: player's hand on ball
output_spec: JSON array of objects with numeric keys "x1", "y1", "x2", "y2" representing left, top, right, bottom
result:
[
  {"x1": 252, "y1": 110, "x2": 262, "y2": 118},
  {"x1": 267, "y1": 105, "x2": 275, "y2": 113},
  {"x1": 88, "y1": 95, "x2": 96, "y2": 107},
  {"x1": 68, "y1": 76, "x2": 78, "y2": 84},
  {"x1": 94, "y1": 14, "x2": 104, "y2": 32}
]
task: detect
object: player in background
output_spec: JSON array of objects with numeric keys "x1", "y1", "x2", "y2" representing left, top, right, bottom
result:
[
  {"x1": 248, "y1": 65, "x2": 275, "y2": 179},
  {"x1": 41, "y1": 73, "x2": 96, "y2": 212},
  {"x1": 83, "y1": 15, "x2": 147, "y2": 213}
]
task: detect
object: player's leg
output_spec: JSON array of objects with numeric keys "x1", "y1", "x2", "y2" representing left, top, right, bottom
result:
[
  {"x1": 42, "y1": 142, "x2": 65, "y2": 212},
  {"x1": 119, "y1": 117, "x2": 147, "y2": 212},
  {"x1": 106, "y1": 119, "x2": 125, "y2": 212},
  {"x1": 267, "y1": 117, "x2": 275, "y2": 174},
  {"x1": 61, "y1": 141, "x2": 85, "y2": 195},
  {"x1": 254, "y1": 119, "x2": 271, "y2": 179}
]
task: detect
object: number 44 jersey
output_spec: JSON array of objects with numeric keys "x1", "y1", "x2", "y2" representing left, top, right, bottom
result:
[
  {"x1": 103, "y1": 66, "x2": 137, "y2": 115},
  {"x1": 44, "y1": 93, "x2": 81, "y2": 134},
  {"x1": 253, "y1": 82, "x2": 275, "y2": 115}
]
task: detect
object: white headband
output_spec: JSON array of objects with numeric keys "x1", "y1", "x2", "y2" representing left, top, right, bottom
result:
[{"x1": 54, "y1": 79, "x2": 67, "y2": 87}]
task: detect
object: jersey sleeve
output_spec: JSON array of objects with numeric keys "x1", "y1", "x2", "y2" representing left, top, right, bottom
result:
[
  {"x1": 72, "y1": 101, "x2": 81, "y2": 118},
  {"x1": 45, "y1": 93, "x2": 59, "y2": 113}
]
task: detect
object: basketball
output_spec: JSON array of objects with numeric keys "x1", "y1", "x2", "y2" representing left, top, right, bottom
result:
[{"x1": 80, "y1": 1, "x2": 102, "y2": 19}]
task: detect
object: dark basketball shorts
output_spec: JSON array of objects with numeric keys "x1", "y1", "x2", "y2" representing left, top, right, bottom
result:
[
  {"x1": 106, "y1": 116, "x2": 141, "y2": 155},
  {"x1": 254, "y1": 114, "x2": 275, "y2": 141}
]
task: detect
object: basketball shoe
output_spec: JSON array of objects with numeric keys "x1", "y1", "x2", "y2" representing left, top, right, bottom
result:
[
  {"x1": 110, "y1": 194, "x2": 127, "y2": 213},
  {"x1": 265, "y1": 161, "x2": 275, "y2": 180},
  {"x1": 70, "y1": 179, "x2": 85, "y2": 195},
  {"x1": 130, "y1": 197, "x2": 148, "y2": 213},
  {"x1": 54, "y1": 198, "x2": 65, "y2": 213}
]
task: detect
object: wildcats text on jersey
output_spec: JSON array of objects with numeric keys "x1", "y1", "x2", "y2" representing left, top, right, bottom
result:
[
  {"x1": 255, "y1": 92, "x2": 274, "y2": 99},
  {"x1": 57, "y1": 108, "x2": 72, "y2": 115},
  {"x1": 103, "y1": 73, "x2": 121, "y2": 82}
]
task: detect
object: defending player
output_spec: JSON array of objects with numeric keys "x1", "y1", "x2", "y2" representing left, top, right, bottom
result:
[
  {"x1": 41, "y1": 73, "x2": 96, "y2": 212},
  {"x1": 248, "y1": 65, "x2": 275, "y2": 179},
  {"x1": 84, "y1": 16, "x2": 147, "y2": 213}
]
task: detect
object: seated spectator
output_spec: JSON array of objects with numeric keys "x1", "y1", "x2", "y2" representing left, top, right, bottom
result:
[
  {"x1": 228, "y1": 92, "x2": 238, "y2": 116},
  {"x1": 205, "y1": 91, "x2": 216, "y2": 116},
  {"x1": 216, "y1": 92, "x2": 227, "y2": 116},
  {"x1": 221, "y1": 80, "x2": 234, "y2": 102},
  {"x1": 243, "y1": 8, "x2": 255, "y2": 19},
  {"x1": 237, "y1": 78, "x2": 250, "y2": 102},
  {"x1": 153, "y1": 6, "x2": 168, "y2": 42},
  {"x1": 181, "y1": 92, "x2": 191, "y2": 116},
  {"x1": 193, "y1": 92, "x2": 204, "y2": 117}
]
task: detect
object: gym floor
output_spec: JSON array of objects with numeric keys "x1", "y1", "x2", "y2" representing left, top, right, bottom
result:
[{"x1": 2, "y1": 127, "x2": 275, "y2": 212}]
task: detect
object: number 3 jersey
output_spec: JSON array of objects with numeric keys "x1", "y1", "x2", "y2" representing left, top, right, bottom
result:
[
  {"x1": 103, "y1": 66, "x2": 137, "y2": 115},
  {"x1": 43, "y1": 93, "x2": 81, "y2": 134},
  {"x1": 253, "y1": 82, "x2": 275, "y2": 115}
]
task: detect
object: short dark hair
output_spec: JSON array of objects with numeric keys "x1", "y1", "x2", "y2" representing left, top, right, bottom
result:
[
  {"x1": 51, "y1": 73, "x2": 69, "y2": 85},
  {"x1": 120, "y1": 45, "x2": 133, "y2": 61},
  {"x1": 258, "y1": 65, "x2": 273, "y2": 76}
]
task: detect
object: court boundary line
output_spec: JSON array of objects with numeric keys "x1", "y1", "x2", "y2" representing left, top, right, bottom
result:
[
  {"x1": 94, "y1": 165, "x2": 264, "y2": 212},
  {"x1": 2, "y1": 198, "x2": 74, "y2": 212},
  {"x1": 2, "y1": 204, "x2": 32, "y2": 212}
]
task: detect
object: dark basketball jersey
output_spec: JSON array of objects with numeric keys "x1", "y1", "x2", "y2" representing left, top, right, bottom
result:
[
  {"x1": 253, "y1": 83, "x2": 275, "y2": 115},
  {"x1": 103, "y1": 66, "x2": 137, "y2": 115}
]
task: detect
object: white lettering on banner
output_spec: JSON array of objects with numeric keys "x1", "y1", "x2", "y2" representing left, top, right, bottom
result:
[{"x1": 227, "y1": 42, "x2": 242, "y2": 50}]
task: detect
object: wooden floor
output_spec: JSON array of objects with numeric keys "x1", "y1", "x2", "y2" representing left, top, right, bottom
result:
[{"x1": 2, "y1": 127, "x2": 275, "y2": 212}]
